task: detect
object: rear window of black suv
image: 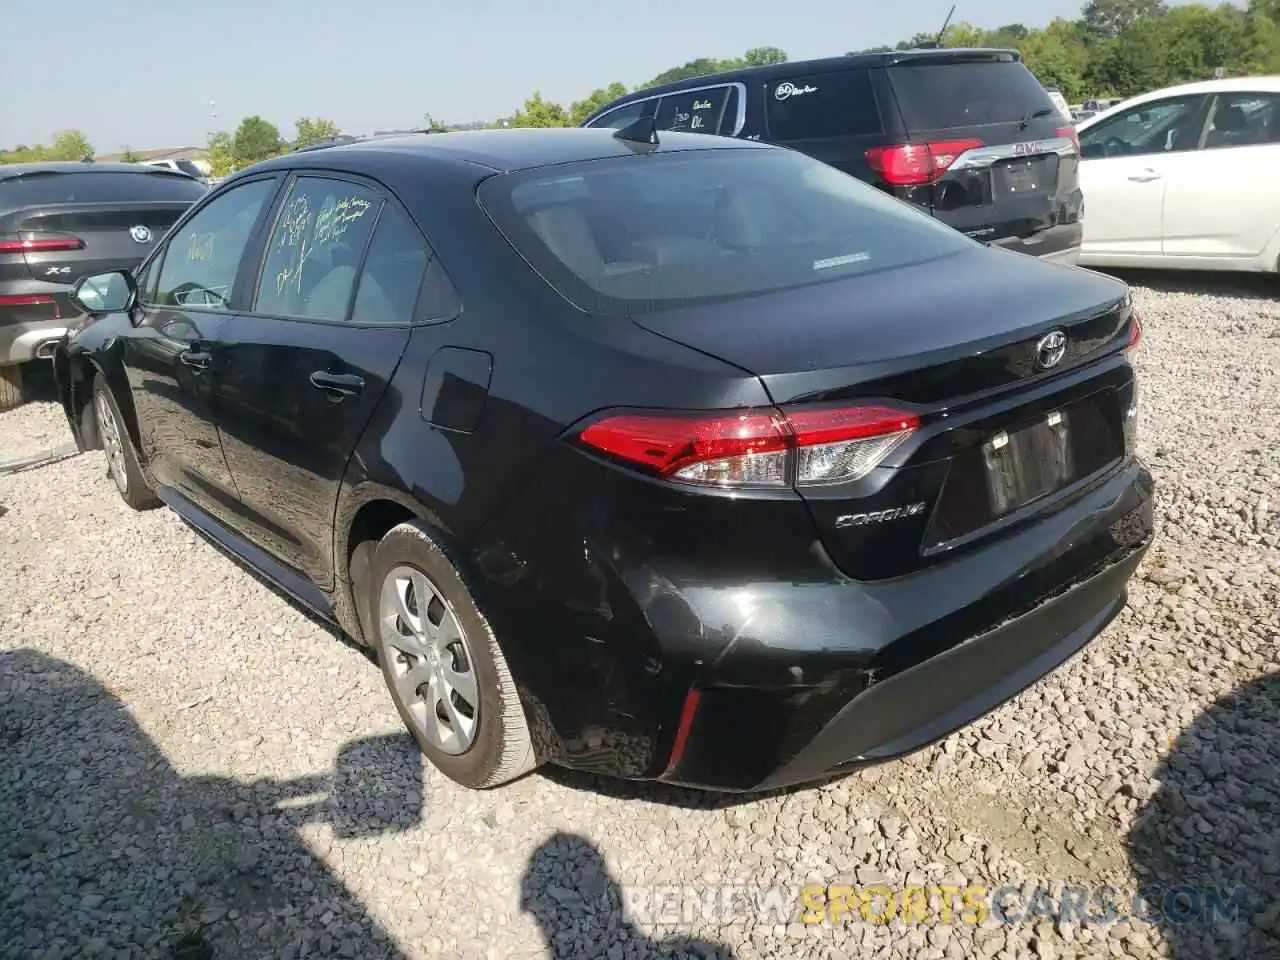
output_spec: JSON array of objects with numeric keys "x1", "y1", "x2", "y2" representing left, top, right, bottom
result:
[
  {"x1": 477, "y1": 147, "x2": 974, "y2": 316},
  {"x1": 1, "y1": 171, "x2": 208, "y2": 206},
  {"x1": 888, "y1": 58, "x2": 1057, "y2": 130}
]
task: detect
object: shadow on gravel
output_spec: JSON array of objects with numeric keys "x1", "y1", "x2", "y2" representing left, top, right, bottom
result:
[
  {"x1": 1090, "y1": 267, "x2": 1279, "y2": 300},
  {"x1": 0, "y1": 649, "x2": 420, "y2": 959},
  {"x1": 1128, "y1": 669, "x2": 1280, "y2": 958},
  {"x1": 521, "y1": 831, "x2": 736, "y2": 959}
]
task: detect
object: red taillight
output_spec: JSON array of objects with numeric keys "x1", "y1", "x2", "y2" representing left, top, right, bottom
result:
[
  {"x1": 865, "y1": 139, "x2": 983, "y2": 186},
  {"x1": 0, "y1": 233, "x2": 85, "y2": 254},
  {"x1": 0, "y1": 294, "x2": 56, "y2": 307},
  {"x1": 576, "y1": 404, "x2": 922, "y2": 488},
  {"x1": 1056, "y1": 126, "x2": 1081, "y2": 153},
  {"x1": 1126, "y1": 311, "x2": 1143, "y2": 351}
]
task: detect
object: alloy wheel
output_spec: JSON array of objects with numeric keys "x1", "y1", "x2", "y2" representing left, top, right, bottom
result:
[
  {"x1": 378, "y1": 564, "x2": 479, "y2": 755},
  {"x1": 96, "y1": 391, "x2": 128, "y2": 494}
]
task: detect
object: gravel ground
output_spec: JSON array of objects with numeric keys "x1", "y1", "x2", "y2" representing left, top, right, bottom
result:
[{"x1": 1, "y1": 274, "x2": 1278, "y2": 960}]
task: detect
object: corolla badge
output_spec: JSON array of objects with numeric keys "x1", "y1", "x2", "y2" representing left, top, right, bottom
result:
[
  {"x1": 774, "y1": 81, "x2": 818, "y2": 101},
  {"x1": 1035, "y1": 329, "x2": 1068, "y2": 370},
  {"x1": 835, "y1": 502, "x2": 927, "y2": 529},
  {"x1": 129, "y1": 225, "x2": 152, "y2": 243}
]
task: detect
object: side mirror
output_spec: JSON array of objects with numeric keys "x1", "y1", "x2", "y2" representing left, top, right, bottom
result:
[{"x1": 71, "y1": 270, "x2": 136, "y2": 315}]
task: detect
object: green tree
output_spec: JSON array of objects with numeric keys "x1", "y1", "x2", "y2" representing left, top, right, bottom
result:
[
  {"x1": 421, "y1": 112, "x2": 449, "y2": 132},
  {"x1": 1020, "y1": 20, "x2": 1092, "y2": 101},
  {"x1": 49, "y1": 130, "x2": 93, "y2": 161},
  {"x1": 120, "y1": 147, "x2": 141, "y2": 163},
  {"x1": 509, "y1": 92, "x2": 569, "y2": 128},
  {"x1": 232, "y1": 116, "x2": 282, "y2": 167},
  {"x1": 1082, "y1": 0, "x2": 1166, "y2": 40},
  {"x1": 569, "y1": 82, "x2": 629, "y2": 125},
  {"x1": 644, "y1": 57, "x2": 726, "y2": 88},
  {"x1": 206, "y1": 131, "x2": 235, "y2": 177},
  {"x1": 293, "y1": 117, "x2": 340, "y2": 149},
  {"x1": 941, "y1": 21, "x2": 990, "y2": 47},
  {"x1": 742, "y1": 46, "x2": 789, "y2": 66}
]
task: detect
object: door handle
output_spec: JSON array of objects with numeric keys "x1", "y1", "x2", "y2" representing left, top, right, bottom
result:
[
  {"x1": 309, "y1": 370, "x2": 365, "y2": 399},
  {"x1": 1127, "y1": 169, "x2": 1163, "y2": 183},
  {"x1": 180, "y1": 349, "x2": 211, "y2": 371}
]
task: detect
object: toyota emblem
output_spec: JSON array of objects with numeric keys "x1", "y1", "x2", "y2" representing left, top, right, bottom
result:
[
  {"x1": 129, "y1": 225, "x2": 152, "y2": 244},
  {"x1": 1035, "y1": 330, "x2": 1068, "y2": 370}
]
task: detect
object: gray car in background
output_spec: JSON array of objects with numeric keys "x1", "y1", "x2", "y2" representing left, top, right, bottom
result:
[{"x1": 0, "y1": 162, "x2": 206, "y2": 410}]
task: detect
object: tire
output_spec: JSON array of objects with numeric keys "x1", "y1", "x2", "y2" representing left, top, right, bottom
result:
[
  {"x1": 92, "y1": 374, "x2": 160, "y2": 510},
  {"x1": 367, "y1": 521, "x2": 537, "y2": 789},
  {"x1": 0, "y1": 364, "x2": 23, "y2": 413}
]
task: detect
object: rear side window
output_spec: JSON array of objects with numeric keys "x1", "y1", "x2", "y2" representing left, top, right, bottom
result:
[
  {"x1": 765, "y1": 70, "x2": 882, "y2": 141},
  {"x1": 477, "y1": 147, "x2": 973, "y2": 316},
  {"x1": 0, "y1": 172, "x2": 208, "y2": 206},
  {"x1": 254, "y1": 177, "x2": 382, "y2": 322},
  {"x1": 888, "y1": 60, "x2": 1055, "y2": 130},
  {"x1": 350, "y1": 203, "x2": 432, "y2": 325},
  {"x1": 656, "y1": 87, "x2": 732, "y2": 135}
]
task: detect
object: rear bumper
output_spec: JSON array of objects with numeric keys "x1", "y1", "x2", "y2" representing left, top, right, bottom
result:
[
  {"x1": 658, "y1": 459, "x2": 1153, "y2": 791},
  {"x1": 0, "y1": 297, "x2": 72, "y2": 365},
  {"x1": 991, "y1": 220, "x2": 1083, "y2": 265}
]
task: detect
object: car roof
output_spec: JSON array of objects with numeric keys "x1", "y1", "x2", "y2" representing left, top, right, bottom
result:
[
  {"x1": 581, "y1": 47, "x2": 1023, "y2": 122},
  {"x1": 1077, "y1": 76, "x2": 1280, "y2": 131},
  {"x1": 0, "y1": 161, "x2": 198, "y2": 182},
  {"x1": 250, "y1": 127, "x2": 774, "y2": 177}
]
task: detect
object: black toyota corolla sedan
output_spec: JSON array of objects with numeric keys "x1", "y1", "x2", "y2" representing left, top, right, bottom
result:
[{"x1": 54, "y1": 125, "x2": 1153, "y2": 792}]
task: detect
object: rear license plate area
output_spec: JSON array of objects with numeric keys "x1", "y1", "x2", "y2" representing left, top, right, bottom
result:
[
  {"x1": 982, "y1": 412, "x2": 1073, "y2": 516},
  {"x1": 994, "y1": 155, "x2": 1057, "y2": 196},
  {"x1": 924, "y1": 393, "x2": 1126, "y2": 549}
]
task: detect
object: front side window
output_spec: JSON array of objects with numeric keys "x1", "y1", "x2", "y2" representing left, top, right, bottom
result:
[
  {"x1": 655, "y1": 87, "x2": 732, "y2": 135},
  {"x1": 154, "y1": 178, "x2": 276, "y2": 310},
  {"x1": 478, "y1": 147, "x2": 974, "y2": 316},
  {"x1": 254, "y1": 177, "x2": 382, "y2": 322},
  {"x1": 765, "y1": 69, "x2": 882, "y2": 141},
  {"x1": 1080, "y1": 97, "x2": 1207, "y2": 159},
  {"x1": 1202, "y1": 93, "x2": 1279, "y2": 149}
]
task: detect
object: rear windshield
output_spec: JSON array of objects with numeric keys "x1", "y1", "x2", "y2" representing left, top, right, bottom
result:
[
  {"x1": 477, "y1": 147, "x2": 974, "y2": 316},
  {"x1": 0, "y1": 172, "x2": 208, "y2": 207},
  {"x1": 888, "y1": 59, "x2": 1056, "y2": 131}
]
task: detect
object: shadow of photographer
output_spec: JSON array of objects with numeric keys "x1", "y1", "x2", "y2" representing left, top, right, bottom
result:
[
  {"x1": 0, "y1": 648, "x2": 420, "y2": 958},
  {"x1": 1128, "y1": 669, "x2": 1280, "y2": 958}
]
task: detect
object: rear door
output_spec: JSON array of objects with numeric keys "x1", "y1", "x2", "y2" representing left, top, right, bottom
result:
[
  {"x1": 1077, "y1": 95, "x2": 1210, "y2": 260},
  {"x1": 1160, "y1": 91, "x2": 1280, "y2": 260},
  {"x1": 213, "y1": 173, "x2": 422, "y2": 590},
  {"x1": 881, "y1": 54, "x2": 1079, "y2": 245}
]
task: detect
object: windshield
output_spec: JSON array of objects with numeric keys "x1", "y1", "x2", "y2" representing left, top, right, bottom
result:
[{"x1": 476, "y1": 148, "x2": 975, "y2": 316}]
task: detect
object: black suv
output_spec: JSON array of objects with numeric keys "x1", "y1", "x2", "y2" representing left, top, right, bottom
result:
[{"x1": 583, "y1": 49, "x2": 1083, "y2": 264}]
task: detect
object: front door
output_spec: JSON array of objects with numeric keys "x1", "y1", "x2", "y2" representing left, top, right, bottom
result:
[
  {"x1": 214, "y1": 175, "x2": 427, "y2": 590},
  {"x1": 124, "y1": 176, "x2": 280, "y2": 514},
  {"x1": 1077, "y1": 95, "x2": 1209, "y2": 259}
]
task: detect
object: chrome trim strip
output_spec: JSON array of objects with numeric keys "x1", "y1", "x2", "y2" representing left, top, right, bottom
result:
[
  {"x1": 949, "y1": 136, "x2": 1078, "y2": 172},
  {"x1": 585, "y1": 81, "x2": 750, "y2": 137}
]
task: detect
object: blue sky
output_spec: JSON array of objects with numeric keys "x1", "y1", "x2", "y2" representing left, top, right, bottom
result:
[{"x1": 0, "y1": 0, "x2": 1194, "y2": 150}]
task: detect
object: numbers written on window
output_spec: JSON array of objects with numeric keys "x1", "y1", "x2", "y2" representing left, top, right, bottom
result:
[
  {"x1": 255, "y1": 177, "x2": 382, "y2": 322},
  {"x1": 154, "y1": 178, "x2": 276, "y2": 311},
  {"x1": 655, "y1": 87, "x2": 732, "y2": 135}
]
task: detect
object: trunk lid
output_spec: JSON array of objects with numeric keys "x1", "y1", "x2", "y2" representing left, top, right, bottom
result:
[{"x1": 630, "y1": 247, "x2": 1137, "y2": 580}]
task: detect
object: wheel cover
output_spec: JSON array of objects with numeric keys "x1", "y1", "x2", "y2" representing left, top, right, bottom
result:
[
  {"x1": 378, "y1": 564, "x2": 479, "y2": 755},
  {"x1": 95, "y1": 391, "x2": 128, "y2": 494}
]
